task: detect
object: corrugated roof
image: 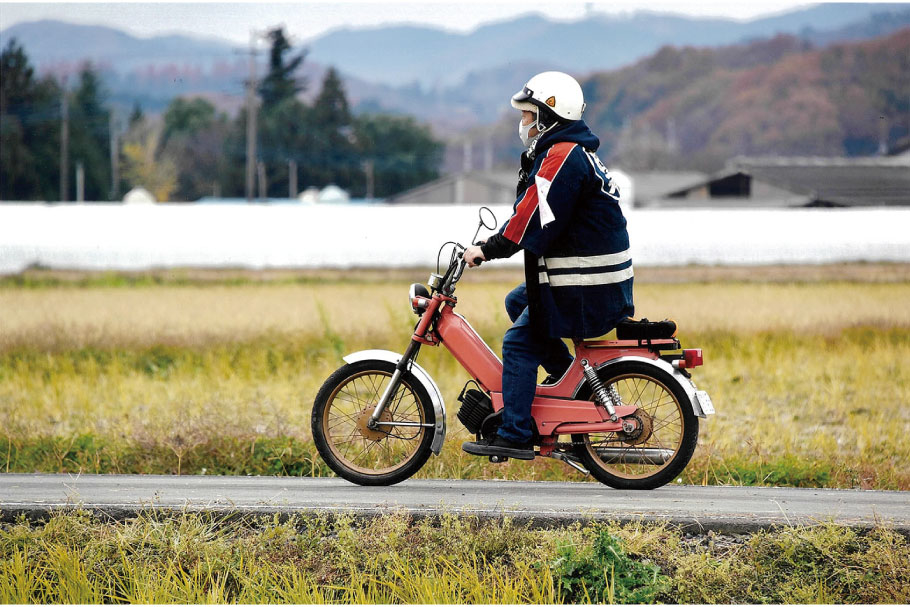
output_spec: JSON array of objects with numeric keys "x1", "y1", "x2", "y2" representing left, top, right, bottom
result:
[
  {"x1": 626, "y1": 171, "x2": 707, "y2": 203},
  {"x1": 667, "y1": 157, "x2": 910, "y2": 207}
]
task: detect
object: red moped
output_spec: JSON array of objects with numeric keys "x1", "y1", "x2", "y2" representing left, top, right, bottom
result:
[{"x1": 312, "y1": 208, "x2": 715, "y2": 489}]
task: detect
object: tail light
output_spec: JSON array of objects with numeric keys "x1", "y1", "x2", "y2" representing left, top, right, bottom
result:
[
  {"x1": 680, "y1": 349, "x2": 703, "y2": 368},
  {"x1": 671, "y1": 349, "x2": 703, "y2": 369}
]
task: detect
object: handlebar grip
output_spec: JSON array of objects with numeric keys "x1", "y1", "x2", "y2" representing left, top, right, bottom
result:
[{"x1": 472, "y1": 241, "x2": 484, "y2": 266}]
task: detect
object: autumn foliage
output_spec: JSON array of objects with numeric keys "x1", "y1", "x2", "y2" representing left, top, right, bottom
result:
[{"x1": 587, "y1": 29, "x2": 910, "y2": 169}]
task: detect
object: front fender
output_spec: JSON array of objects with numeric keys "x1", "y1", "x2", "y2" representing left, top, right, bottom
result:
[
  {"x1": 342, "y1": 349, "x2": 447, "y2": 454},
  {"x1": 572, "y1": 355, "x2": 713, "y2": 419}
]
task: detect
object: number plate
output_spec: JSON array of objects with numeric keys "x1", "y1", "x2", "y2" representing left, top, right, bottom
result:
[{"x1": 695, "y1": 390, "x2": 715, "y2": 415}]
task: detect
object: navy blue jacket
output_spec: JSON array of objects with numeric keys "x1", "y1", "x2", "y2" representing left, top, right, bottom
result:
[{"x1": 499, "y1": 120, "x2": 634, "y2": 339}]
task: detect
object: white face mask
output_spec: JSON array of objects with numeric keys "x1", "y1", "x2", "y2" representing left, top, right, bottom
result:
[{"x1": 518, "y1": 118, "x2": 535, "y2": 148}]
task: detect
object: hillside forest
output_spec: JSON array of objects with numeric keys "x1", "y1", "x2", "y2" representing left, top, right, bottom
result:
[
  {"x1": 583, "y1": 28, "x2": 910, "y2": 171},
  {"x1": 1, "y1": 26, "x2": 908, "y2": 201},
  {"x1": 0, "y1": 27, "x2": 443, "y2": 202}
]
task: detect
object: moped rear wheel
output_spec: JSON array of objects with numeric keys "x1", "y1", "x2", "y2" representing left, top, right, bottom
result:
[
  {"x1": 573, "y1": 361, "x2": 698, "y2": 490},
  {"x1": 312, "y1": 359, "x2": 435, "y2": 486}
]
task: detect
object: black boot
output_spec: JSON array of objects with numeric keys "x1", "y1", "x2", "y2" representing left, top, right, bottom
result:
[{"x1": 462, "y1": 434, "x2": 535, "y2": 460}]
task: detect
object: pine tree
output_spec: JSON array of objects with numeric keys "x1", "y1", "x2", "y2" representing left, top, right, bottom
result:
[
  {"x1": 312, "y1": 67, "x2": 351, "y2": 128},
  {"x1": 259, "y1": 27, "x2": 306, "y2": 110},
  {"x1": 0, "y1": 39, "x2": 62, "y2": 200},
  {"x1": 307, "y1": 67, "x2": 356, "y2": 189},
  {"x1": 68, "y1": 65, "x2": 111, "y2": 200}
]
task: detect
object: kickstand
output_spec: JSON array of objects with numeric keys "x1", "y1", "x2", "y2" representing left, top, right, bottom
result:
[{"x1": 548, "y1": 451, "x2": 590, "y2": 476}]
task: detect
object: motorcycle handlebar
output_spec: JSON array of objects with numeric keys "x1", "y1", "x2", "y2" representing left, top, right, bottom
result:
[
  {"x1": 439, "y1": 248, "x2": 467, "y2": 295},
  {"x1": 437, "y1": 234, "x2": 487, "y2": 295}
]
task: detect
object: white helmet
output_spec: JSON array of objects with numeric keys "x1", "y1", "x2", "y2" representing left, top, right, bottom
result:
[{"x1": 511, "y1": 71, "x2": 586, "y2": 126}]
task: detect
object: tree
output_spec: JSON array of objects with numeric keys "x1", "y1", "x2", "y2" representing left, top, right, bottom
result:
[
  {"x1": 128, "y1": 101, "x2": 144, "y2": 129},
  {"x1": 353, "y1": 113, "x2": 443, "y2": 197},
  {"x1": 160, "y1": 97, "x2": 227, "y2": 200},
  {"x1": 161, "y1": 97, "x2": 216, "y2": 148},
  {"x1": 306, "y1": 68, "x2": 357, "y2": 189},
  {"x1": 258, "y1": 95, "x2": 310, "y2": 198},
  {"x1": 67, "y1": 65, "x2": 111, "y2": 200},
  {"x1": 121, "y1": 117, "x2": 177, "y2": 202},
  {"x1": 0, "y1": 39, "x2": 61, "y2": 201},
  {"x1": 259, "y1": 27, "x2": 306, "y2": 111}
]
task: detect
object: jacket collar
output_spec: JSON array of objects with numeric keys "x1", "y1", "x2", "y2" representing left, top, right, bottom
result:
[{"x1": 528, "y1": 119, "x2": 600, "y2": 160}]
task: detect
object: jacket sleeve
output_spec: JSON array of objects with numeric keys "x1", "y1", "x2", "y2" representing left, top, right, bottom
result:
[
  {"x1": 481, "y1": 232, "x2": 521, "y2": 260},
  {"x1": 498, "y1": 142, "x2": 584, "y2": 257}
]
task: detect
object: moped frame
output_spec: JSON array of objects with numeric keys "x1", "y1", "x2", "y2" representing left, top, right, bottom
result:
[{"x1": 364, "y1": 289, "x2": 689, "y2": 457}]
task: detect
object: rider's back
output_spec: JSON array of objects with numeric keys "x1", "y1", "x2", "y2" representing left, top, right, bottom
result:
[{"x1": 512, "y1": 120, "x2": 634, "y2": 340}]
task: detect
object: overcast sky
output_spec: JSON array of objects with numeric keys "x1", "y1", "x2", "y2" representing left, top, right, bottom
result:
[{"x1": 0, "y1": 0, "x2": 851, "y2": 45}]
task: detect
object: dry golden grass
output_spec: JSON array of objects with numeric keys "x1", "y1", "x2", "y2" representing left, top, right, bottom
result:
[
  {"x1": 1, "y1": 266, "x2": 908, "y2": 487},
  {"x1": 2, "y1": 279, "x2": 909, "y2": 349}
]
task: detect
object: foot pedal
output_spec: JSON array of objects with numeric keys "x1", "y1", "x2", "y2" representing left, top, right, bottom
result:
[{"x1": 489, "y1": 455, "x2": 509, "y2": 463}]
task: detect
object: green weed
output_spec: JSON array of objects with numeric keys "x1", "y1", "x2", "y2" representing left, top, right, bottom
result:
[{"x1": 553, "y1": 530, "x2": 669, "y2": 604}]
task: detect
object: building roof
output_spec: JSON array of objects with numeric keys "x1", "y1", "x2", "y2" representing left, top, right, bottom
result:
[
  {"x1": 626, "y1": 171, "x2": 707, "y2": 204},
  {"x1": 386, "y1": 170, "x2": 517, "y2": 205},
  {"x1": 667, "y1": 156, "x2": 910, "y2": 207}
]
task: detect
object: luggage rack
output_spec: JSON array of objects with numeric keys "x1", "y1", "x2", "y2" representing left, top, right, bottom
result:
[{"x1": 580, "y1": 337, "x2": 681, "y2": 352}]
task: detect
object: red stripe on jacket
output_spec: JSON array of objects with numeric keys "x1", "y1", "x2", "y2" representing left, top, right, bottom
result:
[{"x1": 503, "y1": 142, "x2": 576, "y2": 244}]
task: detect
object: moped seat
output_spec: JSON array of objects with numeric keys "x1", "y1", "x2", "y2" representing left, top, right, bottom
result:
[
  {"x1": 615, "y1": 317, "x2": 677, "y2": 340},
  {"x1": 578, "y1": 318, "x2": 680, "y2": 351}
]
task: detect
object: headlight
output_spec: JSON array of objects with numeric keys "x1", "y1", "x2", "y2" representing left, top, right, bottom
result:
[{"x1": 408, "y1": 283, "x2": 431, "y2": 315}]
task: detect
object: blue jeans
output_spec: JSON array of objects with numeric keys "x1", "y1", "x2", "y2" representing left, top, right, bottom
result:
[{"x1": 498, "y1": 283, "x2": 574, "y2": 443}]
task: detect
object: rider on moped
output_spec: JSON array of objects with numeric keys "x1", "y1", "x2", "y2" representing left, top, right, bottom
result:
[{"x1": 462, "y1": 71, "x2": 635, "y2": 461}]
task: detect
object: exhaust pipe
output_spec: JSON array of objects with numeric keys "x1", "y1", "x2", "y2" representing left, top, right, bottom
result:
[{"x1": 594, "y1": 447, "x2": 674, "y2": 465}]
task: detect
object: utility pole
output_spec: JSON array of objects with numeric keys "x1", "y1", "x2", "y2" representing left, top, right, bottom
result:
[
  {"x1": 363, "y1": 159, "x2": 374, "y2": 200},
  {"x1": 483, "y1": 137, "x2": 493, "y2": 172},
  {"x1": 257, "y1": 161, "x2": 267, "y2": 200},
  {"x1": 462, "y1": 139, "x2": 472, "y2": 173},
  {"x1": 75, "y1": 162, "x2": 84, "y2": 203},
  {"x1": 60, "y1": 90, "x2": 69, "y2": 202},
  {"x1": 110, "y1": 111, "x2": 120, "y2": 200},
  {"x1": 245, "y1": 30, "x2": 259, "y2": 202},
  {"x1": 288, "y1": 159, "x2": 298, "y2": 198}
]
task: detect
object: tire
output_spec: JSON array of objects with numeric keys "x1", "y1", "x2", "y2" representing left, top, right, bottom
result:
[
  {"x1": 572, "y1": 360, "x2": 698, "y2": 490},
  {"x1": 311, "y1": 359, "x2": 435, "y2": 486}
]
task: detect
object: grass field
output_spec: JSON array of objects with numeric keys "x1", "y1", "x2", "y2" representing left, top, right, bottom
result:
[
  {"x1": 2, "y1": 511, "x2": 908, "y2": 604},
  {"x1": 1, "y1": 264, "x2": 909, "y2": 488}
]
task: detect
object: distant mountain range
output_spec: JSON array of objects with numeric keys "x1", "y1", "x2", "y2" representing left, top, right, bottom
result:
[
  {"x1": 306, "y1": 3, "x2": 909, "y2": 86},
  {"x1": 2, "y1": 3, "x2": 909, "y2": 128}
]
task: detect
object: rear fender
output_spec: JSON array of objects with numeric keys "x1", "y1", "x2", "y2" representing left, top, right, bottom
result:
[
  {"x1": 572, "y1": 355, "x2": 713, "y2": 418},
  {"x1": 342, "y1": 349, "x2": 447, "y2": 454}
]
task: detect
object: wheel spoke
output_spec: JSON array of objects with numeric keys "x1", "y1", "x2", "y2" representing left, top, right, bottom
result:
[
  {"x1": 319, "y1": 369, "x2": 429, "y2": 477},
  {"x1": 581, "y1": 371, "x2": 689, "y2": 482}
]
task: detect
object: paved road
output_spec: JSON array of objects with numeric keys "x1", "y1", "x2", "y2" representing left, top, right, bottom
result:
[{"x1": 1, "y1": 475, "x2": 908, "y2": 534}]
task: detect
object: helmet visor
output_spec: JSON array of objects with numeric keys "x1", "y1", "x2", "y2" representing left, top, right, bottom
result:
[
  {"x1": 511, "y1": 86, "x2": 537, "y2": 111},
  {"x1": 512, "y1": 86, "x2": 534, "y2": 103}
]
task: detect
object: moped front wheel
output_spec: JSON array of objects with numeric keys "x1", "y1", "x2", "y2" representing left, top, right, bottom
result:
[
  {"x1": 312, "y1": 359, "x2": 435, "y2": 486},
  {"x1": 573, "y1": 361, "x2": 698, "y2": 490}
]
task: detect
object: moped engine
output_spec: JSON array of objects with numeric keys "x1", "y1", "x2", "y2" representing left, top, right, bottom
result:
[{"x1": 456, "y1": 387, "x2": 493, "y2": 435}]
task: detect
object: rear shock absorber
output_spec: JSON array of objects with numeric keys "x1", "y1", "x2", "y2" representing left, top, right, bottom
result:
[{"x1": 580, "y1": 359, "x2": 618, "y2": 422}]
